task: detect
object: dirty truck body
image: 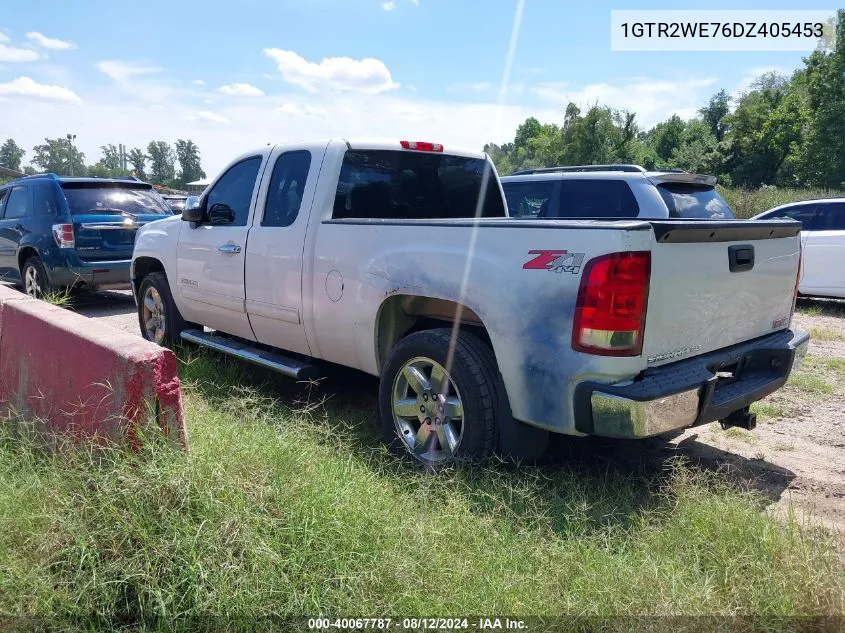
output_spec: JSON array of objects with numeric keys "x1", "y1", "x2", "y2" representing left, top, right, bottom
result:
[{"x1": 131, "y1": 138, "x2": 809, "y2": 463}]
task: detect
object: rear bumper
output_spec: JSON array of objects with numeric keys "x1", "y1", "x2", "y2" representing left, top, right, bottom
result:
[
  {"x1": 47, "y1": 256, "x2": 131, "y2": 291},
  {"x1": 574, "y1": 329, "x2": 810, "y2": 439}
]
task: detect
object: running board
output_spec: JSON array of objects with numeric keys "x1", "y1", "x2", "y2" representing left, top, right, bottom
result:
[{"x1": 180, "y1": 329, "x2": 320, "y2": 380}]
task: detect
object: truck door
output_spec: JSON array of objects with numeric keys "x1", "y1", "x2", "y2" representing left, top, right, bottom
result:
[
  {"x1": 176, "y1": 154, "x2": 265, "y2": 341},
  {"x1": 244, "y1": 147, "x2": 316, "y2": 356}
]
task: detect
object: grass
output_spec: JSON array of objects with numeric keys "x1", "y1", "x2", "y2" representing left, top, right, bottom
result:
[
  {"x1": 751, "y1": 401, "x2": 790, "y2": 421},
  {"x1": 787, "y1": 371, "x2": 834, "y2": 396},
  {"x1": 719, "y1": 186, "x2": 845, "y2": 219},
  {"x1": 809, "y1": 327, "x2": 845, "y2": 343},
  {"x1": 0, "y1": 351, "x2": 843, "y2": 628},
  {"x1": 818, "y1": 357, "x2": 845, "y2": 376},
  {"x1": 39, "y1": 288, "x2": 74, "y2": 307}
]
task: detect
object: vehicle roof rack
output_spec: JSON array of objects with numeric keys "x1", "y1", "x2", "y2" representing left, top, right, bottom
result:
[{"x1": 509, "y1": 164, "x2": 647, "y2": 176}]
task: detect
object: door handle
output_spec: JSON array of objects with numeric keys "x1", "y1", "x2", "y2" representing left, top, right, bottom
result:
[{"x1": 218, "y1": 243, "x2": 242, "y2": 254}]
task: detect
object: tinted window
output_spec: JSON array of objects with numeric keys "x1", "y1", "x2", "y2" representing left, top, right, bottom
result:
[
  {"x1": 333, "y1": 150, "x2": 505, "y2": 220},
  {"x1": 760, "y1": 204, "x2": 820, "y2": 230},
  {"x1": 33, "y1": 183, "x2": 60, "y2": 216},
  {"x1": 0, "y1": 189, "x2": 7, "y2": 216},
  {"x1": 62, "y1": 185, "x2": 171, "y2": 216},
  {"x1": 3, "y1": 186, "x2": 29, "y2": 219},
  {"x1": 551, "y1": 179, "x2": 639, "y2": 219},
  {"x1": 502, "y1": 180, "x2": 555, "y2": 218},
  {"x1": 263, "y1": 150, "x2": 312, "y2": 227},
  {"x1": 814, "y1": 202, "x2": 845, "y2": 231},
  {"x1": 657, "y1": 184, "x2": 735, "y2": 219},
  {"x1": 205, "y1": 156, "x2": 263, "y2": 227}
]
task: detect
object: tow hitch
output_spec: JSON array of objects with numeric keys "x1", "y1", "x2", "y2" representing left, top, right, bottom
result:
[{"x1": 719, "y1": 406, "x2": 757, "y2": 431}]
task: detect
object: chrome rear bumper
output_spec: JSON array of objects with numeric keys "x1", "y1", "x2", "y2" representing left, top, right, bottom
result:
[{"x1": 576, "y1": 329, "x2": 810, "y2": 439}]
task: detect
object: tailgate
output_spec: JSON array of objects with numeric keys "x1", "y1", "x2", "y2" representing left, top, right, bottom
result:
[
  {"x1": 73, "y1": 214, "x2": 160, "y2": 261},
  {"x1": 642, "y1": 220, "x2": 801, "y2": 367}
]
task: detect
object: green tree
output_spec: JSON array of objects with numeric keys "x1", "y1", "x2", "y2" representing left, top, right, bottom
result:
[
  {"x1": 146, "y1": 141, "x2": 176, "y2": 185},
  {"x1": 647, "y1": 115, "x2": 687, "y2": 164},
  {"x1": 98, "y1": 144, "x2": 122, "y2": 171},
  {"x1": 31, "y1": 137, "x2": 86, "y2": 176},
  {"x1": 128, "y1": 148, "x2": 148, "y2": 180},
  {"x1": 174, "y1": 139, "x2": 206, "y2": 186},
  {"x1": 0, "y1": 139, "x2": 25, "y2": 172},
  {"x1": 670, "y1": 119, "x2": 718, "y2": 174},
  {"x1": 699, "y1": 89, "x2": 731, "y2": 142}
]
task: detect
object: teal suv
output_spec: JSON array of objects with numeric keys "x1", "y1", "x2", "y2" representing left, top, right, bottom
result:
[{"x1": 0, "y1": 174, "x2": 172, "y2": 297}]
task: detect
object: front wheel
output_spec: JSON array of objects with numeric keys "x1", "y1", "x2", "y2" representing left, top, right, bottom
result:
[
  {"x1": 137, "y1": 272, "x2": 195, "y2": 347},
  {"x1": 378, "y1": 328, "x2": 499, "y2": 465},
  {"x1": 22, "y1": 256, "x2": 53, "y2": 299}
]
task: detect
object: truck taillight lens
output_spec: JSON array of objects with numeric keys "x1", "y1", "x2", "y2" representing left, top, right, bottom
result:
[
  {"x1": 572, "y1": 251, "x2": 651, "y2": 356},
  {"x1": 52, "y1": 223, "x2": 75, "y2": 248}
]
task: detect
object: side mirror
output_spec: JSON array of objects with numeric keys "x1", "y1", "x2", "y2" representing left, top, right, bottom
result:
[
  {"x1": 181, "y1": 196, "x2": 203, "y2": 222},
  {"x1": 208, "y1": 203, "x2": 235, "y2": 225}
]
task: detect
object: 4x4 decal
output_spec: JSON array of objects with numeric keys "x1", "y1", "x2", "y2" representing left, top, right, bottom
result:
[{"x1": 523, "y1": 250, "x2": 585, "y2": 274}]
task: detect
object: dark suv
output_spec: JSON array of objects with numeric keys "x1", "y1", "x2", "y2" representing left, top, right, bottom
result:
[{"x1": 0, "y1": 173, "x2": 172, "y2": 297}]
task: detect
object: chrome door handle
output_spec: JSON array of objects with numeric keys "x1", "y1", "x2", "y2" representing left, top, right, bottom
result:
[{"x1": 218, "y1": 243, "x2": 242, "y2": 254}]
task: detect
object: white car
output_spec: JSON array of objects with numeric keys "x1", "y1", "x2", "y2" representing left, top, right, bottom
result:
[
  {"x1": 753, "y1": 198, "x2": 845, "y2": 299},
  {"x1": 130, "y1": 138, "x2": 808, "y2": 464}
]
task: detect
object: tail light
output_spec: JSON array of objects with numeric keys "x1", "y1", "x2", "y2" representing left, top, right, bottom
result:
[
  {"x1": 52, "y1": 224, "x2": 75, "y2": 248},
  {"x1": 572, "y1": 251, "x2": 651, "y2": 356},
  {"x1": 400, "y1": 140, "x2": 444, "y2": 152}
]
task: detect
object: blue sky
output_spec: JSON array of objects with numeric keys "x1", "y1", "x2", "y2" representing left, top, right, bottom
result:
[{"x1": 0, "y1": 0, "x2": 834, "y2": 175}]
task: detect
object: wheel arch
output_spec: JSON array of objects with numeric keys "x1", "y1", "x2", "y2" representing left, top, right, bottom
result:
[{"x1": 132, "y1": 256, "x2": 166, "y2": 298}]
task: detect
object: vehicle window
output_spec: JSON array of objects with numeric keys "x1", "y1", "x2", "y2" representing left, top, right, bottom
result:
[
  {"x1": 333, "y1": 150, "x2": 506, "y2": 220},
  {"x1": 262, "y1": 150, "x2": 312, "y2": 227},
  {"x1": 657, "y1": 183, "x2": 735, "y2": 219},
  {"x1": 761, "y1": 204, "x2": 820, "y2": 230},
  {"x1": 205, "y1": 156, "x2": 263, "y2": 226},
  {"x1": 61, "y1": 185, "x2": 171, "y2": 216},
  {"x1": 813, "y1": 202, "x2": 845, "y2": 231},
  {"x1": 502, "y1": 180, "x2": 555, "y2": 218},
  {"x1": 3, "y1": 186, "x2": 29, "y2": 220},
  {"x1": 0, "y1": 189, "x2": 7, "y2": 216},
  {"x1": 552, "y1": 179, "x2": 639, "y2": 219},
  {"x1": 33, "y1": 183, "x2": 60, "y2": 216}
]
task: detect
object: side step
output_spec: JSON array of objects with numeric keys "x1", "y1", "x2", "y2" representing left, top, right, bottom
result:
[{"x1": 180, "y1": 329, "x2": 320, "y2": 380}]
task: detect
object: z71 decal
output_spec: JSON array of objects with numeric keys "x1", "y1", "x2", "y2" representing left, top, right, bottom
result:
[{"x1": 523, "y1": 250, "x2": 586, "y2": 274}]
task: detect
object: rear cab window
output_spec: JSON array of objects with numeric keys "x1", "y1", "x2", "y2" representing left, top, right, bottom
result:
[
  {"x1": 657, "y1": 183, "x2": 735, "y2": 219},
  {"x1": 60, "y1": 182, "x2": 172, "y2": 216},
  {"x1": 333, "y1": 150, "x2": 505, "y2": 219},
  {"x1": 552, "y1": 179, "x2": 639, "y2": 219}
]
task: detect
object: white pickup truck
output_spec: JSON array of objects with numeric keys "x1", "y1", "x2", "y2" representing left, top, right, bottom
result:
[{"x1": 130, "y1": 138, "x2": 809, "y2": 464}]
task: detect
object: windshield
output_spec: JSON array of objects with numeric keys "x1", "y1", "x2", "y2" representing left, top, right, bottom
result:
[
  {"x1": 61, "y1": 185, "x2": 171, "y2": 216},
  {"x1": 657, "y1": 183, "x2": 736, "y2": 219}
]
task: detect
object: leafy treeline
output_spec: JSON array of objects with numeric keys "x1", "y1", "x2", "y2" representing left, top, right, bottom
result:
[
  {"x1": 486, "y1": 10, "x2": 845, "y2": 189},
  {"x1": 0, "y1": 138, "x2": 206, "y2": 189}
]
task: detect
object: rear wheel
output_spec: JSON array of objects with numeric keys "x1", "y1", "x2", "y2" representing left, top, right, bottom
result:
[
  {"x1": 379, "y1": 328, "x2": 498, "y2": 465},
  {"x1": 137, "y1": 272, "x2": 196, "y2": 347},
  {"x1": 22, "y1": 256, "x2": 53, "y2": 299}
]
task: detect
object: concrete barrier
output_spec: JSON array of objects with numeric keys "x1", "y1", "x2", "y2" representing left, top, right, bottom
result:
[{"x1": 0, "y1": 285, "x2": 187, "y2": 448}]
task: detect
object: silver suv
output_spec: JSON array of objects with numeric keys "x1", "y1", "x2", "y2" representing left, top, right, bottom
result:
[{"x1": 500, "y1": 164, "x2": 736, "y2": 220}]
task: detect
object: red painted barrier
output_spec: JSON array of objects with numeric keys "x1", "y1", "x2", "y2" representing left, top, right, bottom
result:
[{"x1": 0, "y1": 285, "x2": 187, "y2": 448}]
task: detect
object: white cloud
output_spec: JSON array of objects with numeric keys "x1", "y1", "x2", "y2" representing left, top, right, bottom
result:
[
  {"x1": 0, "y1": 43, "x2": 39, "y2": 63},
  {"x1": 381, "y1": 1, "x2": 396, "y2": 10},
  {"x1": 97, "y1": 60, "x2": 161, "y2": 83},
  {"x1": 26, "y1": 31, "x2": 77, "y2": 50},
  {"x1": 0, "y1": 76, "x2": 80, "y2": 103},
  {"x1": 532, "y1": 76, "x2": 718, "y2": 128},
  {"x1": 734, "y1": 66, "x2": 791, "y2": 99},
  {"x1": 277, "y1": 103, "x2": 327, "y2": 117},
  {"x1": 411, "y1": 0, "x2": 419, "y2": 4},
  {"x1": 0, "y1": 32, "x2": 8, "y2": 42},
  {"x1": 448, "y1": 81, "x2": 493, "y2": 93},
  {"x1": 218, "y1": 82, "x2": 265, "y2": 97},
  {"x1": 192, "y1": 110, "x2": 230, "y2": 124},
  {"x1": 263, "y1": 48, "x2": 399, "y2": 94},
  {"x1": 192, "y1": 79, "x2": 206, "y2": 86}
]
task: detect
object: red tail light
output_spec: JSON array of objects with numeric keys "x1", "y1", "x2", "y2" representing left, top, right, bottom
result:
[
  {"x1": 572, "y1": 251, "x2": 651, "y2": 356},
  {"x1": 52, "y1": 223, "x2": 75, "y2": 248},
  {"x1": 400, "y1": 140, "x2": 444, "y2": 152}
]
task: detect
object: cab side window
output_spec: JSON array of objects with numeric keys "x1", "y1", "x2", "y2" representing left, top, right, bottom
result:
[
  {"x1": 813, "y1": 203, "x2": 845, "y2": 231},
  {"x1": 2, "y1": 186, "x2": 29, "y2": 220},
  {"x1": 262, "y1": 151, "x2": 312, "y2": 227},
  {"x1": 204, "y1": 156, "x2": 263, "y2": 227}
]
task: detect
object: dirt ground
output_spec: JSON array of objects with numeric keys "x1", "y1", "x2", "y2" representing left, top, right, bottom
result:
[{"x1": 35, "y1": 287, "x2": 845, "y2": 544}]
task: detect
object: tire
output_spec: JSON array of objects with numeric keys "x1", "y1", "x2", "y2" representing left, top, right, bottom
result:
[
  {"x1": 137, "y1": 272, "x2": 196, "y2": 347},
  {"x1": 378, "y1": 328, "x2": 498, "y2": 465},
  {"x1": 21, "y1": 256, "x2": 53, "y2": 299}
]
